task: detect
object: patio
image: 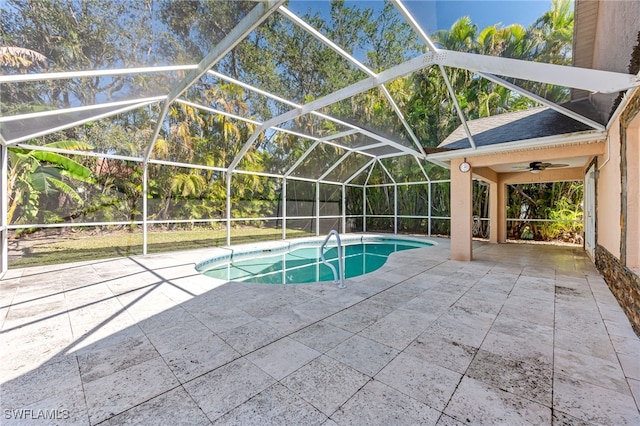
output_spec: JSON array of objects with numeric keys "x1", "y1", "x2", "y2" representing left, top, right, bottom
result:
[{"x1": 1, "y1": 239, "x2": 639, "y2": 425}]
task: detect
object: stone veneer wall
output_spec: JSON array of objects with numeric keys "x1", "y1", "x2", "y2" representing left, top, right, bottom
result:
[{"x1": 595, "y1": 244, "x2": 640, "y2": 336}]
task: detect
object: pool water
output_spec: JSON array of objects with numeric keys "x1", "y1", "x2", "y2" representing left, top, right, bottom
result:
[{"x1": 201, "y1": 241, "x2": 430, "y2": 284}]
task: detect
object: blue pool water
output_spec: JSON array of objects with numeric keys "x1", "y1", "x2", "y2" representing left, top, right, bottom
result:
[{"x1": 199, "y1": 239, "x2": 433, "y2": 284}]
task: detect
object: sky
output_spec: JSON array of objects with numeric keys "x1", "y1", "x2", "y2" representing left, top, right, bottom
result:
[
  {"x1": 288, "y1": 1, "x2": 554, "y2": 33},
  {"x1": 405, "y1": 0, "x2": 553, "y2": 32}
]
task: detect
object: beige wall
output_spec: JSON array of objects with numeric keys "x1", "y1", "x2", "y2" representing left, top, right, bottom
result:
[
  {"x1": 597, "y1": 122, "x2": 622, "y2": 258},
  {"x1": 590, "y1": 0, "x2": 640, "y2": 118}
]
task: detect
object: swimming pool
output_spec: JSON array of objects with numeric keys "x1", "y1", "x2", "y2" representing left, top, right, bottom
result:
[{"x1": 195, "y1": 235, "x2": 434, "y2": 285}]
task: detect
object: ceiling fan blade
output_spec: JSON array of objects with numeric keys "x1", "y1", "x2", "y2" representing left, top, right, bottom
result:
[
  {"x1": 543, "y1": 163, "x2": 570, "y2": 169},
  {"x1": 511, "y1": 162, "x2": 570, "y2": 172}
]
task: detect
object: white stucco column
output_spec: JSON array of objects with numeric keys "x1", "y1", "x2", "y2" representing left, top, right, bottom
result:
[{"x1": 450, "y1": 158, "x2": 473, "y2": 261}]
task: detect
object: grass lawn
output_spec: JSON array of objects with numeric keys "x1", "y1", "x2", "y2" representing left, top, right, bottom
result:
[{"x1": 8, "y1": 227, "x2": 315, "y2": 268}]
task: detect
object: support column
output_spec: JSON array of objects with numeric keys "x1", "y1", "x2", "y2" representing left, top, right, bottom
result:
[
  {"x1": 363, "y1": 186, "x2": 367, "y2": 232},
  {"x1": 450, "y1": 158, "x2": 473, "y2": 261},
  {"x1": 497, "y1": 179, "x2": 507, "y2": 243},
  {"x1": 226, "y1": 172, "x2": 232, "y2": 246},
  {"x1": 1, "y1": 145, "x2": 8, "y2": 275},
  {"x1": 341, "y1": 185, "x2": 346, "y2": 234},
  {"x1": 142, "y1": 164, "x2": 148, "y2": 255},
  {"x1": 315, "y1": 182, "x2": 320, "y2": 236},
  {"x1": 489, "y1": 181, "x2": 499, "y2": 243},
  {"x1": 428, "y1": 182, "x2": 432, "y2": 237},
  {"x1": 282, "y1": 179, "x2": 287, "y2": 240},
  {"x1": 393, "y1": 183, "x2": 398, "y2": 234}
]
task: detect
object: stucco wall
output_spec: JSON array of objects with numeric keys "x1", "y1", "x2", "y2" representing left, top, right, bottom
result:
[
  {"x1": 590, "y1": 0, "x2": 640, "y2": 117},
  {"x1": 596, "y1": 121, "x2": 621, "y2": 258},
  {"x1": 592, "y1": 0, "x2": 640, "y2": 72},
  {"x1": 626, "y1": 116, "x2": 640, "y2": 269}
]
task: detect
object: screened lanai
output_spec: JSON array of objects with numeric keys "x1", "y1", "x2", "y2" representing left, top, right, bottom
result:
[
  {"x1": 1, "y1": 0, "x2": 639, "y2": 274},
  {"x1": 3, "y1": 2, "x2": 640, "y2": 424}
]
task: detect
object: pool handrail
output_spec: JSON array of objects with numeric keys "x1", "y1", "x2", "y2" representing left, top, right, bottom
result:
[{"x1": 320, "y1": 230, "x2": 346, "y2": 289}]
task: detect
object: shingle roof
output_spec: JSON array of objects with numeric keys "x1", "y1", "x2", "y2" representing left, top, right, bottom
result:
[{"x1": 439, "y1": 99, "x2": 605, "y2": 150}]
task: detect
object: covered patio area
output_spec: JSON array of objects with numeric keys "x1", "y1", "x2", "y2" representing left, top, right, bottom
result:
[{"x1": 2, "y1": 240, "x2": 638, "y2": 425}]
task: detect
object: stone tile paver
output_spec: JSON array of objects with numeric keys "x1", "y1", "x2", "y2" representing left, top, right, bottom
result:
[
  {"x1": 444, "y1": 376, "x2": 552, "y2": 425},
  {"x1": 331, "y1": 380, "x2": 440, "y2": 425},
  {"x1": 212, "y1": 383, "x2": 327, "y2": 425},
  {"x1": 325, "y1": 334, "x2": 399, "y2": 377},
  {"x1": 245, "y1": 337, "x2": 320, "y2": 380},
  {"x1": 375, "y1": 352, "x2": 462, "y2": 411},
  {"x1": 1, "y1": 239, "x2": 638, "y2": 425},
  {"x1": 280, "y1": 355, "x2": 369, "y2": 416},
  {"x1": 183, "y1": 358, "x2": 275, "y2": 422},
  {"x1": 83, "y1": 356, "x2": 179, "y2": 424}
]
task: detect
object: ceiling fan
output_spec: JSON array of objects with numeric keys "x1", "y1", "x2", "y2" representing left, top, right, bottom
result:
[{"x1": 513, "y1": 161, "x2": 570, "y2": 174}]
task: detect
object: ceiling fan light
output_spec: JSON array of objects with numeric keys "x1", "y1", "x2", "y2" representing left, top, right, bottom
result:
[{"x1": 530, "y1": 169, "x2": 541, "y2": 174}]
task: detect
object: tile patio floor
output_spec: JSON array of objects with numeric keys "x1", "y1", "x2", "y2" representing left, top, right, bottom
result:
[{"x1": 1, "y1": 238, "x2": 639, "y2": 425}]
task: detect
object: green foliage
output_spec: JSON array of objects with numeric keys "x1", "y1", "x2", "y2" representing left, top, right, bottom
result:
[
  {"x1": 507, "y1": 182, "x2": 583, "y2": 242},
  {"x1": 7, "y1": 141, "x2": 94, "y2": 224},
  {"x1": 538, "y1": 197, "x2": 584, "y2": 242}
]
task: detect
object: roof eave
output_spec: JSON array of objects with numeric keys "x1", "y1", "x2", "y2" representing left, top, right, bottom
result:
[{"x1": 427, "y1": 129, "x2": 607, "y2": 162}]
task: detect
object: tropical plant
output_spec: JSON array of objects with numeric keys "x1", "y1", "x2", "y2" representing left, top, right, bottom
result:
[
  {"x1": 0, "y1": 46, "x2": 47, "y2": 69},
  {"x1": 0, "y1": 46, "x2": 48, "y2": 113},
  {"x1": 538, "y1": 197, "x2": 583, "y2": 242},
  {"x1": 530, "y1": 0, "x2": 574, "y2": 64},
  {"x1": 507, "y1": 181, "x2": 583, "y2": 240},
  {"x1": 7, "y1": 141, "x2": 94, "y2": 224}
]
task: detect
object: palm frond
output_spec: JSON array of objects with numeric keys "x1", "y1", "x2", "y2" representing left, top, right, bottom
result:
[{"x1": 0, "y1": 46, "x2": 48, "y2": 68}]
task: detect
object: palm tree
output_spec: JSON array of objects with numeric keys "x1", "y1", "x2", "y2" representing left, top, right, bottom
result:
[
  {"x1": 432, "y1": 17, "x2": 478, "y2": 52},
  {"x1": 530, "y1": 0, "x2": 574, "y2": 65},
  {"x1": 170, "y1": 173, "x2": 207, "y2": 198},
  {"x1": 477, "y1": 23, "x2": 532, "y2": 59}
]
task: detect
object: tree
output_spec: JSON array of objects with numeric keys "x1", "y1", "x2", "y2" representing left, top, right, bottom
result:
[
  {"x1": 477, "y1": 23, "x2": 533, "y2": 59},
  {"x1": 1, "y1": 0, "x2": 186, "y2": 109},
  {"x1": 433, "y1": 16, "x2": 478, "y2": 52},
  {"x1": 530, "y1": 0, "x2": 574, "y2": 65}
]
